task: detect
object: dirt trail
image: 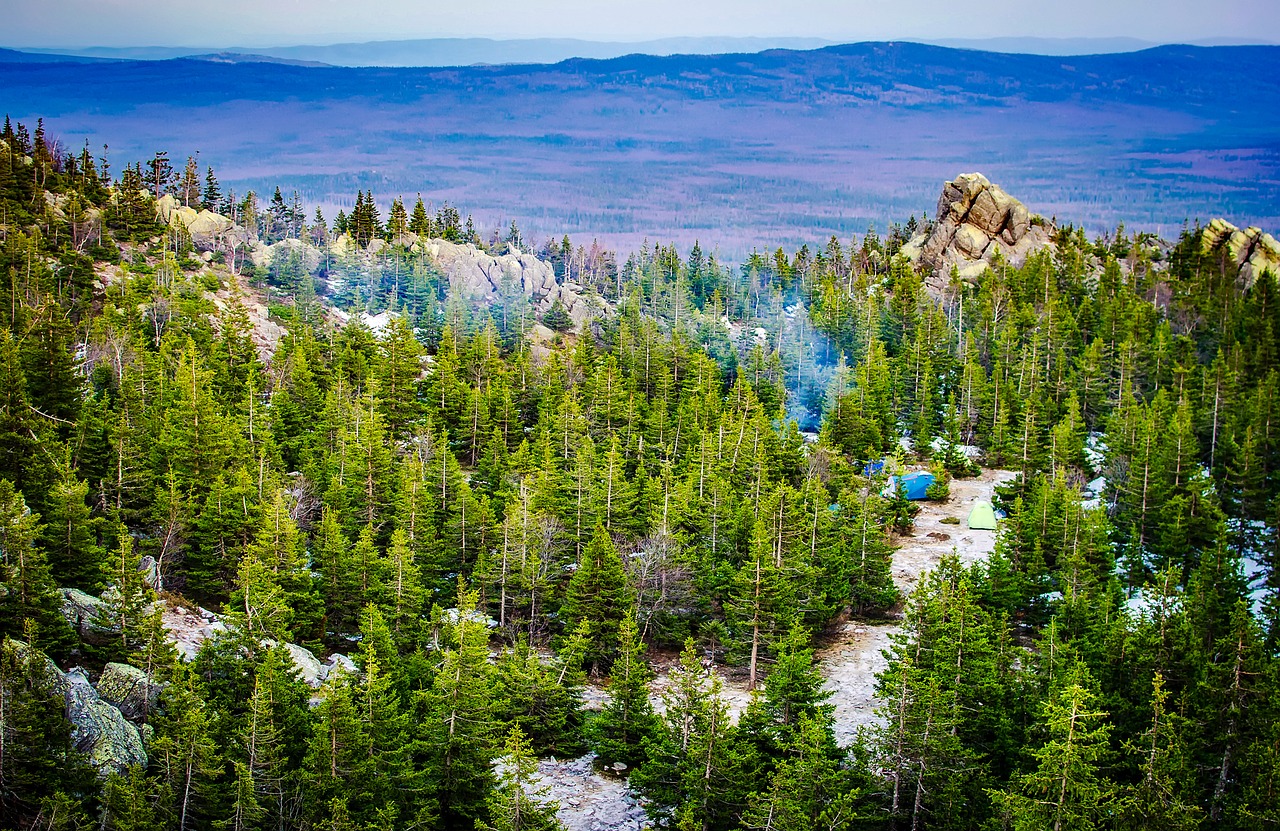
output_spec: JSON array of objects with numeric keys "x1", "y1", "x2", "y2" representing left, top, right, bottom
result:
[
  {"x1": 815, "y1": 468, "x2": 1018, "y2": 740},
  {"x1": 552, "y1": 469, "x2": 1017, "y2": 830}
]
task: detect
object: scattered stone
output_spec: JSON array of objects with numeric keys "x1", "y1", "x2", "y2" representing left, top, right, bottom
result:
[{"x1": 160, "y1": 600, "x2": 221, "y2": 661}]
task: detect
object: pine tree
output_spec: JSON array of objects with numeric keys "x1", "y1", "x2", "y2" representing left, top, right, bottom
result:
[
  {"x1": 593, "y1": 614, "x2": 660, "y2": 769},
  {"x1": 201, "y1": 166, "x2": 221, "y2": 211},
  {"x1": 0, "y1": 637, "x2": 96, "y2": 826},
  {"x1": 476, "y1": 727, "x2": 565, "y2": 831},
  {"x1": 0, "y1": 482, "x2": 76, "y2": 656},
  {"x1": 1116, "y1": 673, "x2": 1203, "y2": 831},
  {"x1": 422, "y1": 586, "x2": 499, "y2": 826},
  {"x1": 560, "y1": 525, "x2": 635, "y2": 673},
  {"x1": 989, "y1": 663, "x2": 1116, "y2": 831},
  {"x1": 379, "y1": 528, "x2": 425, "y2": 645}
]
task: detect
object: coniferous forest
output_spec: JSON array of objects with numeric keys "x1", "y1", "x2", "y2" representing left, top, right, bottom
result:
[{"x1": 1, "y1": 116, "x2": 1278, "y2": 831}]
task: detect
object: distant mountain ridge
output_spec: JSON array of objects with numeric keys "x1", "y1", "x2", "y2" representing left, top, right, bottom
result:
[
  {"x1": 10, "y1": 34, "x2": 1276, "y2": 67},
  {"x1": 12, "y1": 37, "x2": 836, "y2": 67},
  {"x1": 2, "y1": 41, "x2": 1277, "y2": 255}
]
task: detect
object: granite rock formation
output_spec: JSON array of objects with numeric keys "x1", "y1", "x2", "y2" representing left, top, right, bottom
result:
[{"x1": 911, "y1": 172, "x2": 1053, "y2": 291}]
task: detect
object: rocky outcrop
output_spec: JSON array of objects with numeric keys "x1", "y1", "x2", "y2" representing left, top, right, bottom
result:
[
  {"x1": 5, "y1": 641, "x2": 146, "y2": 777},
  {"x1": 96, "y1": 662, "x2": 164, "y2": 721},
  {"x1": 160, "y1": 601, "x2": 224, "y2": 661},
  {"x1": 1202, "y1": 218, "x2": 1280, "y2": 287},
  {"x1": 911, "y1": 173, "x2": 1053, "y2": 290},
  {"x1": 252, "y1": 237, "x2": 323, "y2": 273},
  {"x1": 158, "y1": 600, "x2": 351, "y2": 689},
  {"x1": 423, "y1": 239, "x2": 606, "y2": 329}
]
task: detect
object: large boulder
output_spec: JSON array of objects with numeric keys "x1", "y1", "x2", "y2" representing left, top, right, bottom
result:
[
  {"x1": 184, "y1": 210, "x2": 235, "y2": 250},
  {"x1": 96, "y1": 662, "x2": 164, "y2": 721},
  {"x1": 5, "y1": 641, "x2": 146, "y2": 777},
  {"x1": 282, "y1": 642, "x2": 326, "y2": 689},
  {"x1": 1202, "y1": 218, "x2": 1280, "y2": 287},
  {"x1": 912, "y1": 173, "x2": 1053, "y2": 292},
  {"x1": 62, "y1": 669, "x2": 147, "y2": 775},
  {"x1": 59, "y1": 588, "x2": 118, "y2": 646}
]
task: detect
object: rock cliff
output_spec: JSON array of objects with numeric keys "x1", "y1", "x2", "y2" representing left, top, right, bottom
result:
[
  {"x1": 909, "y1": 172, "x2": 1053, "y2": 291},
  {"x1": 1202, "y1": 218, "x2": 1280, "y2": 286}
]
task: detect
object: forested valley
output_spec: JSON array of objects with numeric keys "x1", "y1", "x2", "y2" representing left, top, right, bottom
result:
[{"x1": 1, "y1": 117, "x2": 1278, "y2": 831}]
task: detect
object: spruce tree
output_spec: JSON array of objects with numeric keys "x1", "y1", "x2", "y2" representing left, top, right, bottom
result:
[
  {"x1": 560, "y1": 524, "x2": 635, "y2": 673},
  {"x1": 593, "y1": 614, "x2": 660, "y2": 769}
]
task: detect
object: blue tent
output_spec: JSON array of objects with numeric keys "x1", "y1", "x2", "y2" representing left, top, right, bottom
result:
[
  {"x1": 862, "y1": 459, "x2": 886, "y2": 477},
  {"x1": 883, "y1": 471, "x2": 936, "y2": 500}
]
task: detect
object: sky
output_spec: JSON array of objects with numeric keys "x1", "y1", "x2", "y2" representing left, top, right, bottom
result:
[{"x1": 4, "y1": 0, "x2": 1276, "y2": 48}]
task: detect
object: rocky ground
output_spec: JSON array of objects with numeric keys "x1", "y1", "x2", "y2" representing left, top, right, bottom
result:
[
  {"x1": 527, "y1": 755, "x2": 652, "y2": 831},
  {"x1": 815, "y1": 468, "x2": 1018, "y2": 744},
  {"x1": 545, "y1": 468, "x2": 1019, "y2": 830}
]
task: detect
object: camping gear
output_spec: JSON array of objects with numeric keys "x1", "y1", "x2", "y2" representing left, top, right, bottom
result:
[
  {"x1": 968, "y1": 500, "x2": 998, "y2": 530},
  {"x1": 862, "y1": 459, "x2": 886, "y2": 477},
  {"x1": 883, "y1": 471, "x2": 936, "y2": 500}
]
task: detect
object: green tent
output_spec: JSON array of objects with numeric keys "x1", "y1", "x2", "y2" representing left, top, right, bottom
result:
[{"x1": 968, "y1": 500, "x2": 997, "y2": 530}]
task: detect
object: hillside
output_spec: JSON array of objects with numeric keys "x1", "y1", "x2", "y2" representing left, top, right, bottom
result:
[
  {"x1": 1, "y1": 112, "x2": 1279, "y2": 831},
  {"x1": 2, "y1": 42, "x2": 1278, "y2": 256}
]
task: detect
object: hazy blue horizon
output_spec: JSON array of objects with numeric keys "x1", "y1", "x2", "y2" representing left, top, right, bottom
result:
[{"x1": 5, "y1": 0, "x2": 1275, "y2": 49}]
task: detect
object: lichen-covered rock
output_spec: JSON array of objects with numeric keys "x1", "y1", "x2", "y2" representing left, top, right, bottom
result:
[
  {"x1": 5, "y1": 641, "x2": 146, "y2": 777},
  {"x1": 137, "y1": 555, "x2": 160, "y2": 590},
  {"x1": 59, "y1": 587, "x2": 118, "y2": 646},
  {"x1": 1202, "y1": 218, "x2": 1280, "y2": 287},
  {"x1": 913, "y1": 172, "x2": 1053, "y2": 293},
  {"x1": 96, "y1": 662, "x2": 163, "y2": 721},
  {"x1": 62, "y1": 669, "x2": 147, "y2": 774}
]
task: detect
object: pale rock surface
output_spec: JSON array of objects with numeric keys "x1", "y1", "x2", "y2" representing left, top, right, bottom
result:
[
  {"x1": 325, "y1": 653, "x2": 357, "y2": 677},
  {"x1": 515, "y1": 753, "x2": 651, "y2": 831},
  {"x1": 1202, "y1": 218, "x2": 1280, "y2": 287},
  {"x1": 427, "y1": 238, "x2": 606, "y2": 328},
  {"x1": 282, "y1": 642, "x2": 327, "y2": 689},
  {"x1": 160, "y1": 601, "x2": 223, "y2": 661},
  {"x1": 914, "y1": 173, "x2": 1053, "y2": 292},
  {"x1": 251, "y1": 237, "x2": 322, "y2": 273}
]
